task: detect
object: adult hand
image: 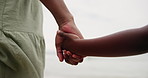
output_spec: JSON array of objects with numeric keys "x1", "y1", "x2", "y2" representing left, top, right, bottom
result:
[{"x1": 55, "y1": 21, "x2": 84, "y2": 65}]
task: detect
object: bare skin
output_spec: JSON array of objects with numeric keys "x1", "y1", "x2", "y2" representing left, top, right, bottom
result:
[
  {"x1": 40, "y1": 0, "x2": 84, "y2": 65},
  {"x1": 58, "y1": 25, "x2": 148, "y2": 57}
]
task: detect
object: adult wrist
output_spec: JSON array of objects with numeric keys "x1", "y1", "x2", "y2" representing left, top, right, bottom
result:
[{"x1": 57, "y1": 16, "x2": 75, "y2": 29}]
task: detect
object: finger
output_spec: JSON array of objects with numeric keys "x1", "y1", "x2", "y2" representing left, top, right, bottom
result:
[
  {"x1": 65, "y1": 51, "x2": 84, "y2": 63},
  {"x1": 72, "y1": 54, "x2": 83, "y2": 59},
  {"x1": 65, "y1": 50, "x2": 72, "y2": 56},
  {"x1": 64, "y1": 51, "x2": 78, "y2": 65},
  {"x1": 67, "y1": 51, "x2": 83, "y2": 60},
  {"x1": 63, "y1": 50, "x2": 72, "y2": 60},
  {"x1": 72, "y1": 55, "x2": 84, "y2": 63},
  {"x1": 68, "y1": 57, "x2": 83, "y2": 63},
  {"x1": 55, "y1": 32, "x2": 64, "y2": 62},
  {"x1": 72, "y1": 54, "x2": 86, "y2": 59},
  {"x1": 78, "y1": 59, "x2": 83, "y2": 63},
  {"x1": 63, "y1": 50, "x2": 68, "y2": 59},
  {"x1": 65, "y1": 58, "x2": 78, "y2": 65},
  {"x1": 57, "y1": 50, "x2": 64, "y2": 62},
  {"x1": 64, "y1": 51, "x2": 83, "y2": 64}
]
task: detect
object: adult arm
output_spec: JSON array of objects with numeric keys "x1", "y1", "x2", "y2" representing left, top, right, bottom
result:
[{"x1": 40, "y1": 0, "x2": 84, "y2": 64}]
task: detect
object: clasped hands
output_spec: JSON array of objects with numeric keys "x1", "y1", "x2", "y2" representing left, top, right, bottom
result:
[{"x1": 55, "y1": 24, "x2": 85, "y2": 65}]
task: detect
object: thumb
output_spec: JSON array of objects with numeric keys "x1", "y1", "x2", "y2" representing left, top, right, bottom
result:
[{"x1": 57, "y1": 30, "x2": 79, "y2": 39}]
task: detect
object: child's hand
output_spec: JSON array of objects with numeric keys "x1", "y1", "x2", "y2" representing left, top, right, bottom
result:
[{"x1": 57, "y1": 30, "x2": 84, "y2": 65}]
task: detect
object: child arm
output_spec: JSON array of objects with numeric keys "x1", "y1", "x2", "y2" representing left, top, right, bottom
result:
[{"x1": 59, "y1": 25, "x2": 148, "y2": 57}]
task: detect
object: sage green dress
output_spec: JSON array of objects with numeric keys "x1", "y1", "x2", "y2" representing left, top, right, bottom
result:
[{"x1": 0, "y1": 0, "x2": 45, "y2": 78}]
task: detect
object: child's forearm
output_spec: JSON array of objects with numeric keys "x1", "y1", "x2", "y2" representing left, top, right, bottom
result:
[
  {"x1": 71, "y1": 26, "x2": 148, "y2": 57},
  {"x1": 40, "y1": 0, "x2": 73, "y2": 27}
]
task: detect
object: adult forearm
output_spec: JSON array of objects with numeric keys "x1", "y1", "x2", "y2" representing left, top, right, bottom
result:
[
  {"x1": 40, "y1": 0, "x2": 73, "y2": 27},
  {"x1": 72, "y1": 26, "x2": 148, "y2": 57}
]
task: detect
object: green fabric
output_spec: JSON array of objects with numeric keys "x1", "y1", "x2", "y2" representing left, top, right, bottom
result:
[{"x1": 0, "y1": 0, "x2": 45, "y2": 78}]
